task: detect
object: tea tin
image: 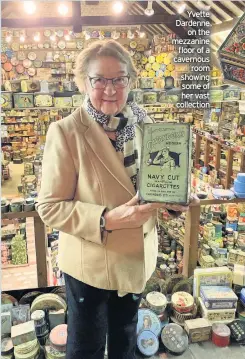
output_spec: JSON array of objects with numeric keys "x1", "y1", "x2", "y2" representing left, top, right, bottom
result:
[
  {"x1": 13, "y1": 93, "x2": 34, "y2": 108},
  {"x1": 199, "y1": 297, "x2": 236, "y2": 323},
  {"x1": 212, "y1": 323, "x2": 230, "y2": 347},
  {"x1": 45, "y1": 345, "x2": 66, "y2": 359},
  {"x1": 161, "y1": 323, "x2": 188, "y2": 355},
  {"x1": 10, "y1": 198, "x2": 24, "y2": 212},
  {"x1": 143, "y1": 91, "x2": 157, "y2": 104},
  {"x1": 131, "y1": 89, "x2": 143, "y2": 104},
  {"x1": 139, "y1": 77, "x2": 154, "y2": 89},
  {"x1": 1, "y1": 91, "x2": 13, "y2": 109},
  {"x1": 34, "y1": 93, "x2": 53, "y2": 107},
  {"x1": 11, "y1": 321, "x2": 36, "y2": 346},
  {"x1": 137, "y1": 309, "x2": 161, "y2": 336},
  {"x1": 200, "y1": 286, "x2": 238, "y2": 310},
  {"x1": 72, "y1": 94, "x2": 84, "y2": 107},
  {"x1": 146, "y1": 292, "x2": 167, "y2": 314},
  {"x1": 53, "y1": 97, "x2": 72, "y2": 108},
  {"x1": 137, "y1": 330, "x2": 159, "y2": 357},
  {"x1": 184, "y1": 318, "x2": 211, "y2": 343}
]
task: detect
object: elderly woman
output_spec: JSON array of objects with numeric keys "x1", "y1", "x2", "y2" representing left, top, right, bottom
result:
[{"x1": 36, "y1": 40, "x2": 191, "y2": 359}]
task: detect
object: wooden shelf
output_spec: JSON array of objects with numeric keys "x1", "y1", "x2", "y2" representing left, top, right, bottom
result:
[
  {"x1": 200, "y1": 197, "x2": 245, "y2": 205},
  {"x1": 2, "y1": 211, "x2": 39, "y2": 220},
  {"x1": 2, "y1": 263, "x2": 29, "y2": 269}
]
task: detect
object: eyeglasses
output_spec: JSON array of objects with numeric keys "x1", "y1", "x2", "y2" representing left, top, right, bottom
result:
[{"x1": 88, "y1": 75, "x2": 130, "y2": 89}]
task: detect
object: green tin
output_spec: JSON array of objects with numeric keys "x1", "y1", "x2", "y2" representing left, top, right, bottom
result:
[{"x1": 139, "y1": 123, "x2": 192, "y2": 204}]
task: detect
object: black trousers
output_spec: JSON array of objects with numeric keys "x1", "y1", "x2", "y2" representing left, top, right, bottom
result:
[{"x1": 64, "y1": 273, "x2": 142, "y2": 359}]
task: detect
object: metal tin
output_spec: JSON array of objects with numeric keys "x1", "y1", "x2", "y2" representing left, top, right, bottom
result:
[
  {"x1": 31, "y1": 310, "x2": 45, "y2": 326},
  {"x1": 146, "y1": 292, "x2": 167, "y2": 314},
  {"x1": 21, "y1": 80, "x2": 40, "y2": 93},
  {"x1": 10, "y1": 198, "x2": 24, "y2": 212},
  {"x1": 137, "y1": 330, "x2": 159, "y2": 357},
  {"x1": 137, "y1": 309, "x2": 161, "y2": 337},
  {"x1": 50, "y1": 324, "x2": 67, "y2": 351},
  {"x1": 72, "y1": 94, "x2": 84, "y2": 107},
  {"x1": 172, "y1": 292, "x2": 194, "y2": 313},
  {"x1": 228, "y1": 320, "x2": 245, "y2": 342},
  {"x1": 53, "y1": 97, "x2": 72, "y2": 108},
  {"x1": 31, "y1": 293, "x2": 67, "y2": 313},
  {"x1": 172, "y1": 303, "x2": 197, "y2": 323},
  {"x1": 1, "y1": 337, "x2": 14, "y2": 355},
  {"x1": 199, "y1": 297, "x2": 236, "y2": 323},
  {"x1": 45, "y1": 345, "x2": 66, "y2": 359},
  {"x1": 34, "y1": 93, "x2": 53, "y2": 107},
  {"x1": 4, "y1": 80, "x2": 21, "y2": 92},
  {"x1": 212, "y1": 323, "x2": 230, "y2": 347},
  {"x1": 139, "y1": 77, "x2": 154, "y2": 89},
  {"x1": 161, "y1": 323, "x2": 189, "y2": 355},
  {"x1": 1, "y1": 91, "x2": 13, "y2": 109},
  {"x1": 241, "y1": 288, "x2": 245, "y2": 304},
  {"x1": 63, "y1": 81, "x2": 76, "y2": 92},
  {"x1": 143, "y1": 91, "x2": 157, "y2": 104},
  {"x1": 11, "y1": 321, "x2": 36, "y2": 346},
  {"x1": 200, "y1": 286, "x2": 238, "y2": 310},
  {"x1": 13, "y1": 93, "x2": 34, "y2": 108},
  {"x1": 184, "y1": 318, "x2": 211, "y2": 343},
  {"x1": 131, "y1": 89, "x2": 143, "y2": 104},
  {"x1": 37, "y1": 330, "x2": 49, "y2": 346}
]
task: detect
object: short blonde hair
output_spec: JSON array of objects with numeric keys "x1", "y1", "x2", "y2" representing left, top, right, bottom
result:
[{"x1": 74, "y1": 39, "x2": 138, "y2": 92}]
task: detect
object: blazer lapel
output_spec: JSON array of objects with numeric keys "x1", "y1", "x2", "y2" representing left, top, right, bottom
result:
[{"x1": 84, "y1": 119, "x2": 136, "y2": 197}]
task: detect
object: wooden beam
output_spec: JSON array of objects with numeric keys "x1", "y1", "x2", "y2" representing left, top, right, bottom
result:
[
  {"x1": 233, "y1": 1, "x2": 245, "y2": 12},
  {"x1": 72, "y1": 1, "x2": 82, "y2": 33},
  {"x1": 214, "y1": 1, "x2": 238, "y2": 19},
  {"x1": 34, "y1": 216, "x2": 48, "y2": 288},
  {"x1": 202, "y1": 1, "x2": 226, "y2": 22},
  {"x1": 212, "y1": 18, "x2": 240, "y2": 34},
  {"x1": 2, "y1": 14, "x2": 179, "y2": 28}
]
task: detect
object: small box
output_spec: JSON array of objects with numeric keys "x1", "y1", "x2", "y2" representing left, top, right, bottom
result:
[
  {"x1": 1, "y1": 312, "x2": 12, "y2": 335},
  {"x1": 13, "y1": 93, "x2": 34, "y2": 108},
  {"x1": 200, "y1": 286, "x2": 238, "y2": 310},
  {"x1": 233, "y1": 264, "x2": 245, "y2": 286},
  {"x1": 54, "y1": 97, "x2": 72, "y2": 108},
  {"x1": 223, "y1": 87, "x2": 241, "y2": 101},
  {"x1": 184, "y1": 318, "x2": 211, "y2": 343},
  {"x1": 1, "y1": 91, "x2": 13, "y2": 109},
  {"x1": 72, "y1": 94, "x2": 84, "y2": 107},
  {"x1": 199, "y1": 297, "x2": 236, "y2": 323},
  {"x1": 11, "y1": 320, "x2": 36, "y2": 346}
]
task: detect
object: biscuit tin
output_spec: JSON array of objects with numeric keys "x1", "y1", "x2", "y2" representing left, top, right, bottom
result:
[
  {"x1": 200, "y1": 286, "x2": 238, "y2": 310},
  {"x1": 193, "y1": 267, "x2": 232, "y2": 297},
  {"x1": 161, "y1": 323, "x2": 188, "y2": 355},
  {"x1": 11, "y1": 320, "x2": 36, "y2": 346},
  {"x1": 228, "y1": 320, "x2": 245, "y2": 342},
  {"x1": 34, "y1": 93, "x2": 53, "y2": 107},
  {"x1": 139, "y1": 77, "x2": 154, "y2": 89},
  {"x1": 1, "y1": 92, "x2": 13, "y2": 109},
  {"x1": 1, "y1": 337, "x2": 14, "y2": 356},
  {"x1": 50, "y1": 324, "x2": 67, "y2": 352},
  {"x1": 13, "y1": 93, "x2": 34, "y2": 108},
  {"x1": 72, "y1": 94, "x2": 84, "y2": 107},
  {"x1": 171, "y1": 292, "x2": 194, "y2": 313},
  {"x1": 146, "y1": 292, "x2": 167, "y2": 314},
  {"x1": 199, "y1": 298, "x2": 236, "y2": 323},
  {"x1": 184, "y1": 318, "x2": 211, "y2": 343},
  {"x1": 137, "y1": 309, "x2": 161, "y2": 337},
  {"x1": 137, "y1": 330, "x2": 159, "y2": 357},
  {"x1": 30, "y1": 294, "x2": 67, "y2": 313},
  {"x1": 139, "y1": 123, "x2": 192, "y2": 204},
  {"x1": 212, "y1": 323, "x2": 230, "y2": 347},
  {"x1": 53, "y1": 97, "x2": 72, "y2": 108}
]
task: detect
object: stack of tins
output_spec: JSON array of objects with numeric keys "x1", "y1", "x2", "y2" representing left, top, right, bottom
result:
[
  {"x1": 136, "y1": 309, "x2": 162, "y2": 357},
  {"x1": 212, "y1": 323, "x2": 231, "y2": 347},
  {"x1": 14, "y1": 339, "x2": 41, "y2": 359},
  {"x1": 1, "y1": 337, "x2": 14, "y2": 359},
  {"x1": 45, "y1": 324, "x2": 67, "y2": 359},
  {"x1": 171, "y1": 292, "x2": 197, "y2": 324},
  {"x1": 31, "y1": 310, "x2": 49, "y2": 346}
]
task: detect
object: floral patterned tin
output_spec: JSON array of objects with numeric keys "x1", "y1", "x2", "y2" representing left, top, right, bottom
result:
[
  {"x1": 1, "y1": 91, "x2": 13, "y2": 109},
  {"x1": 143, "y1": 91, "x2": 157, "y2": 104},
  {"x1": 54, "y1": 97, "x2": 73, "y2": 108},
  {"x1": 34, "y1": 93, "x2": 53, "y2": 107},
  {"x1": 13, "y1": 93, "x2": 34, "y2": 108},
  {"x1": 139, "y1": 77, "x2": 154, "y2": 89}
]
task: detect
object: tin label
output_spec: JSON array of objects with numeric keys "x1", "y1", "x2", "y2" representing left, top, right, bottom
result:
[{"x1": 139, "y1": 123, "x2": 191, "y2": 204}]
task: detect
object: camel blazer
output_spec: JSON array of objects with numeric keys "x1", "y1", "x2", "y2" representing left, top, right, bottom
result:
[{"x1": 36, "y1": 107, "x2": 158, "y2": 294}]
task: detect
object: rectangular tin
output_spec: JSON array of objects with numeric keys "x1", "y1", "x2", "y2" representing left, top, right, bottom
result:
[
  {"x1": 11, "y1": 320, "x2": 36, "y2": 346},
  {"x1": 13, "y1": 93, "x2": 34, "y2": 108},
  {"x1": 1, "y1": 91, "x2": 13, "y2": 109},
  {"x1": 200, "y1": 286, "x2": 238, "y2": 310},
  {"x1": 184, "y1": 318, "x2": 211, "y2": 343},
  {"x1": 139, "y1": 123, "x2": 192, "y2": 204},
  {"x1": 54, "y1": 97, "x2": 73, "y2": 108},
  {"x1": 193, "y1": 267, "x2": 233, "y2": 298},
  {"x1": 34, "y1": 93, "x2": 53, "y2": 107},
  {"x1": 199, "y1": 297, "x2": 236, "y2": 323}
]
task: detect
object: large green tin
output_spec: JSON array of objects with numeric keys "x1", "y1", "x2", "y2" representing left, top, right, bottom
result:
[{"x1": 139, "y1": 123, "x2": 192, "y2": 204}]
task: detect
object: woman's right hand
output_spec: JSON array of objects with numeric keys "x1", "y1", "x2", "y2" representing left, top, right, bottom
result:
[{"x1": 104, "y1": 195, "x2": 164, "y2": 231}]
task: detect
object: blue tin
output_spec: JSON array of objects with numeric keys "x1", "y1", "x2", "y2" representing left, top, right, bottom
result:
[
  {"x1": 137, "y1": 330, "x2": 159, "y2": 357},
  {"x1": 241, "y1": 288, "x2": 245, "y2": 305},
  {"x1": 137, "y1": 309, "x2": 161, "y2": 337},
  {"x1": 226, "y1": 220, "x2": 238, "y2": 231}
]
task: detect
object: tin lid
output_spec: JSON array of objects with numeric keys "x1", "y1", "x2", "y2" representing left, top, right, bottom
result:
[
  {"x1": 45, "y1": 345, "x2": 66, "y2": 359},
  {"x1": 137, "y1": 330, "x2": 159, "y2": 357},
  {"x1": 1, "y1": 337, "x2": 14, "y2": 355},
  {"x1": 161, "y1": 323, "x2": 188, "y2": 354},
  {"x1": 171, "y1": 292, "x2": 194, "y2": 310},
  {"x1": 50, "y1": 324, "x2": 67, "y2": 347},
  {"x1": 25, "y1": 198, "x2": 35, "y2": 205},
  {"x1": 137, "y1": 309, "x2": 161, "y2": 337},
  {"x1": 31, "y1": 310, "x2": 45, "y2": 322},
  {"x1": 146, "y1": 292, "x2": 167, "y2": 309},
  {"x1": 212, "y1": 323, "x2": 231, "y2": 337},
  {"x1": 11, "y1": 197, "x2": 24, "y2": 205}
]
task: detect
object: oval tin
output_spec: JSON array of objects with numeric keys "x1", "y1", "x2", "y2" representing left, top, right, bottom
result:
[{"x1": 137, "y1": 309, "x2": 161, "y2": 337}]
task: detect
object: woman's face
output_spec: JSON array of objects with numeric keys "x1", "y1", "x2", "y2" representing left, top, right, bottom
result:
[{"x1": 85, "y1": 56, "x2": 130, "y2": 115}]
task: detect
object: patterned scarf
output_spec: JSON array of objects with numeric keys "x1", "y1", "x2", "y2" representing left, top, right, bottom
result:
[{"x1": 85, "y1": 98, "x2": 147, "y2": 190}]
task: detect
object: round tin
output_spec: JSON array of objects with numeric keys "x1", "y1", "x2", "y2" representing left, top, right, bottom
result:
[
  {"x1": 19, "y1": 291, "x2": 42, "y2": 305},
  {"x1": 10, "y1": 57, "x2": 19, "y2": 66},
  {"x1": 137, "y1": 309, "x2": 161, "y2": 337},
  {"x1": 17, "y1": 51, "x2": 25, "y2": 60},
  {"x1": 58, "y1": 41, "x2": 66, "y2": 50},
  {"x1": 33, "y1": 60, "x2": 43, "y2": 68},
  {"x1": 37, "y1": 330, "x2": 49, "y2": 346},
  {"x1": 35, "y1": 322, "x2": 47, "y2": 336},
  {"x1": 161, "y1": 323, "x2": 188, "y2": 355},
  {"x1": 11, "y1": 42, "x2": 19, "y2": 51},
  {"x1": 31, "y1": 310, "x2": 45, "y2": 326},
  {"x1": 23, "y1": 59, "x2": 32, "y2": 68},
  {"x1": 171, "y1": 292, "x2": 194, "y2": 313},
  {"x1": 45, "y1": 345, "x2": 66, "y2": 359},
  {"x1": 172, "y1": 303, "x2": 197, "y2": 324},
  {"x1": 50, "y1": 324, "x2": 67, "y2": 351},
  {"x1": 1, "y1": 337, "x2": 14, "y2": 355},
  {"x1": 10, "y1": 198, "x2": 24, "y2": 212},
  {"x1": 27, "y1": 68, "x2": 36, "y2": 77},
  {"x1": 1, "y1": 293, "x2": 18, "y2": 306},
  {"x1": 14, "y1": 338, "x2": 38, "y2": 355},
  {"x1": 137, "y1": 330, "x2": 159, "y2": 357},
  {"x1": 3, "y1": 62, "x2": 13, "y2": 72},
  {"x1": 1, "y1": 53, "x2": 8, "y2": 63},
  {"x1": 28, "y1": 52, "x2": 37, "y2": 61},
  {"x1": 212, "y1": 323, "x2": 230, "y2": 347},
  {"x1": 16, "y1": 64, "x2": 25, "y2": 74},
  {"x1": 146, "y1": 292, "x2": 167, "y2": 314},
  {"x1": 44, "y1": 29, "x2": 51, "y2": 37}
]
